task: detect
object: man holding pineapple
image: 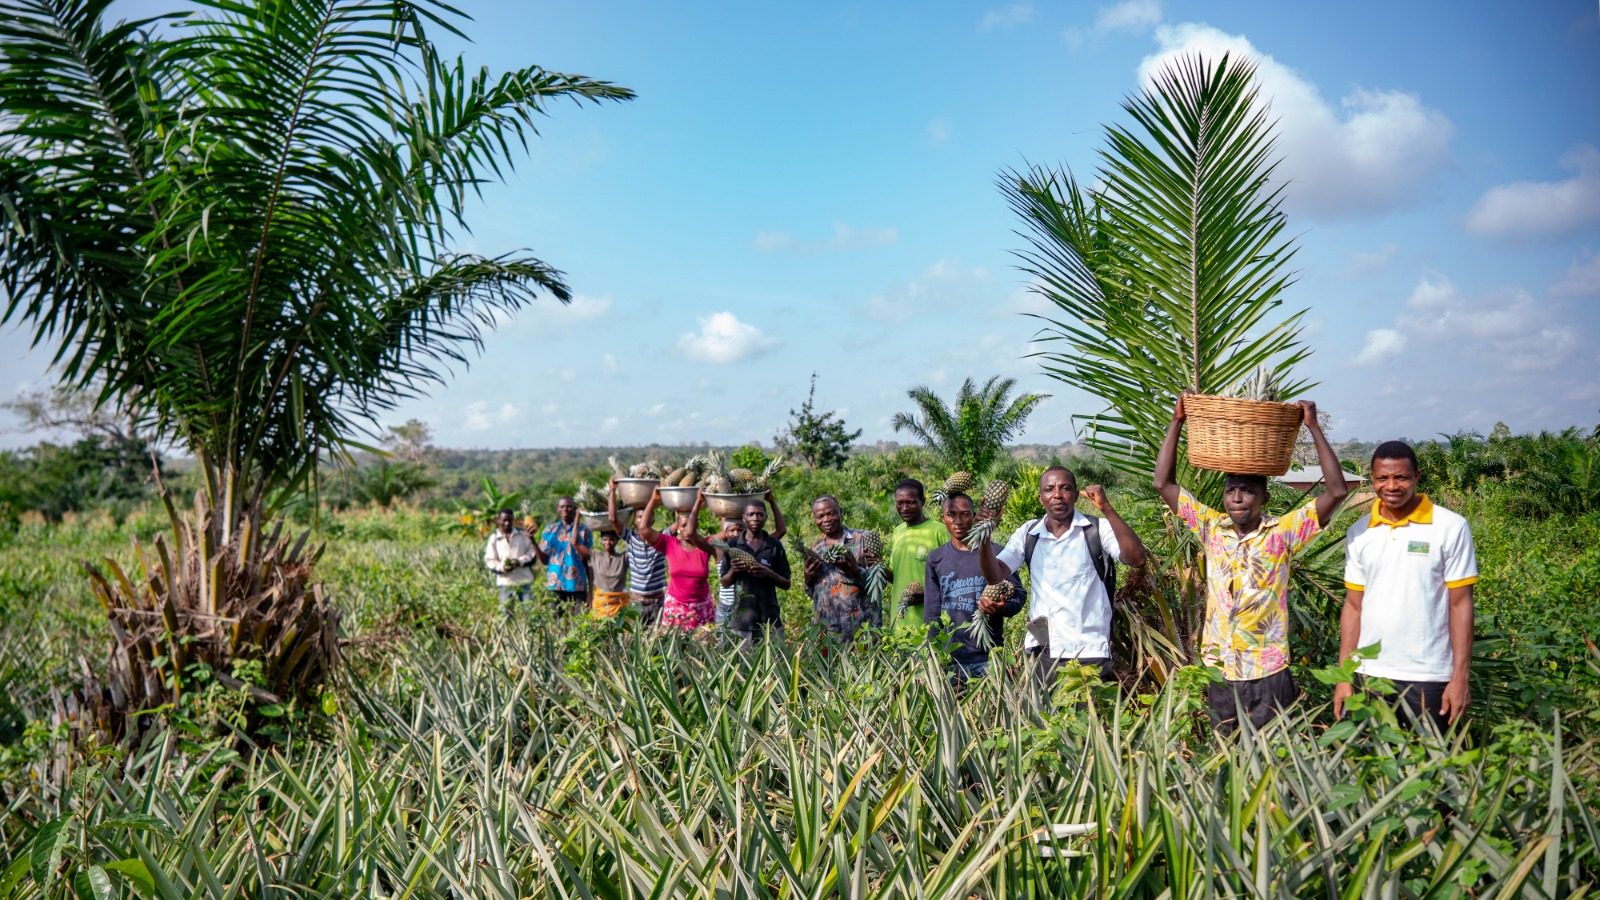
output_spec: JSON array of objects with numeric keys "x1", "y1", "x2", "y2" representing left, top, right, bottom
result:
[
  {"x1": 485, "y1": 508, "x2": 536, "y2": 615},
  {"x1": 1153, "y1": 396, "x2": 1348, "y2": 734},
  {"x1": 886, "y1": 479, "x2": 949, "y2": 637},
  {"x1": 977, "y1": 467, "x2": 1147, "y2": 695},
  {"x1": 802, "y1": 496, "x2": 875, "y2": 640}
]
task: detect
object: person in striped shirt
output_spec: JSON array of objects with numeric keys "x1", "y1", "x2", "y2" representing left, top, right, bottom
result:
[{"x1": 608, "y1": 477, "x2": 667, "y2": 624}]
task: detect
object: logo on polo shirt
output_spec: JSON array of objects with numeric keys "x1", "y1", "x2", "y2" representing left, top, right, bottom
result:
[{"x1": 1406, "y1": 540, "x2": 1429, "y2": 555}]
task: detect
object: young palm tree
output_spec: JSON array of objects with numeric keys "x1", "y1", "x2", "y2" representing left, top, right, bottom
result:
[
  {"x1": 0, "y1": 0, "x2": 632, "y2": 733},
  {"x1": 891, "y1": 376, "x2": 1048, "y2": 476},
  {"x1": 1002, "y1": 53, "x2": 1308, "y2": 500}
]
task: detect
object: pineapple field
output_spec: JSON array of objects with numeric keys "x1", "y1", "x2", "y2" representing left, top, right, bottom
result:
[{"x1": 2, "y1": 453, "x2": 1598, "y2": 896}]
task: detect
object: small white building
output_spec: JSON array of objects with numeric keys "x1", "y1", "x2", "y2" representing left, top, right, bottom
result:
[{"x1": 1274, "y1": 467, "x2": 1365, "y2": 493}]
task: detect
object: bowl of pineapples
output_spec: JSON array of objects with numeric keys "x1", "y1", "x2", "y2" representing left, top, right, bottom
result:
[
  {"x1": 608, "y1": 456, "x2": 665, "y2": 508},
  {"x1": 701, "y1": 456, "x2": 785, "y2": 517}
]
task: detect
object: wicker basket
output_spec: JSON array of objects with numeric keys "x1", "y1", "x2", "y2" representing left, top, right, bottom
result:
[
  {"x1": 1184, "y1": 394, "x2": 1303, "y2": 476},
  {"x1": 613, "y1": 478, "x2": 658, "y2": 508},
  {"x1": 657, "y1": 485, "x2": 700, "y2": 513},
  {"x1": 703, "y1": 492, "x2": 765, "y2": 518}
]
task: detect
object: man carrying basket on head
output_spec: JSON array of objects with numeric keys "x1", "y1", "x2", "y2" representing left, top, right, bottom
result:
[{"x1": 1153, "y1": 395, "x2": 1348, "y2": 734}]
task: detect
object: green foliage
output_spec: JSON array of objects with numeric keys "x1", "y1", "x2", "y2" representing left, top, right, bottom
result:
[
  {"x1": 1003, "y1": 54, "x2": 1310, "y2": 503},
  {"x1": 776, "y1": 373, "x2": 861, "y2": 470},
  {"x1": 729, "y1": 444, "x2": 770, "y2": 473},
  {"x1": 343, "y1": 460, "x2": 436, "y2": 510},
  {"x1": 1416, "y1": 427, "x2": 1600, "y2": 518},
  {"x1": 890, "y1": 376, "x2": 1048, "y2": 476},
  {"x1": 0, "y1": 438, "x2": 157, "y2": 524}
]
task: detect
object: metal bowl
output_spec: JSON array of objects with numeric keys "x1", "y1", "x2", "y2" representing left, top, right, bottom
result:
[
  {"x1": 579, "y1": 509, "x2": 629, "y2": 533},
  {"x1": 657, "y1": 485, "x2": 700, "y2": 513},
  {"x1": 614, "y1": 477, "x2": 658, "y2": 508},
  {"x1": 703, "y1": 491, "x2": 766, "y2": 518}
]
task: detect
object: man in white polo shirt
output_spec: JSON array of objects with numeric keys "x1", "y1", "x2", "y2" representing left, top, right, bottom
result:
[
  {"x1": 977, "y1": 466, "x2": 1147, "y2": 693},
  {"x1": 1334, "y1": 440, "x2": 1478, "y2": 733}
]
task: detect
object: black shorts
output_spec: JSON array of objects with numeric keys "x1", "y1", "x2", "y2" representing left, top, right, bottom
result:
[
  {"x1": 1368, "y1": 677, "x2": 1451, "y2": 735},
  {"x1": 1208, "y1": 669, "x2": 1299, "y2": 734}
]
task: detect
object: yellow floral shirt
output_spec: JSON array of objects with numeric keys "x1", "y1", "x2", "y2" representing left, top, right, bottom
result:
[{"x1": 1176, "y1": 488, "x2": 1322, "y2": 680}]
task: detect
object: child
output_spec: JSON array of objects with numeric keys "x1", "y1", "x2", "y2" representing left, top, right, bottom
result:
[
  {"x1": 713, "y1": 518, "x2": 742, "y2": 626},
  {"x1": 591, "y1": 529, "x2": 630, "y2": 618}
]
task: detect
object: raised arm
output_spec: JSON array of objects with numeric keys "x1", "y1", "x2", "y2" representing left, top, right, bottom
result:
[
  {"x1": 1083, "y1": 485, "x2": 1147, "y2": 568},
  {"x1": 1301, "y1": 400, "x2": 1350, "y2": 527},
  {"x1": 606, "y1": 477, "x2": 625, "y2": 536},
  {"x1": 678, "y1": 492, "x2": 715, "y2": 554},
  {"x1": 636, "y1": 489, "x2": 663, "y2": 544},
  {"x1": 766, "y1": 489, "x2": 788, "y2": 541},
  {"x1": 976, "y1": 532, "x2": 1014, "y2": 584},
  {"x1": 1152, "y1": 395, "x2": 1186, "y2": 511}
]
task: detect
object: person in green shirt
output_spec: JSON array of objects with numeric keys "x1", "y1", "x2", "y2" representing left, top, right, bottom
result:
[{"x1": 885, "y1": 478, "x2": 950, "y2": 633}]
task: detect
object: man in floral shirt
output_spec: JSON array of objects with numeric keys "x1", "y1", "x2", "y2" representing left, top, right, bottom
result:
[
  {"x1": 1153, "y1": 396, "x2": 1348, "y2": 733},
  {"x1": 802, "y1": 495, "x2": 874, "y2": 640},
  {"x1": 533, "y1": 495, "x2": 592, "y2": 614}
]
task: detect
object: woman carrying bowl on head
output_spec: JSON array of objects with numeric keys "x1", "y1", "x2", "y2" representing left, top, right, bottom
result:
[{"x1": 636, "y1": 487, "x2": 716, "y2": 631}]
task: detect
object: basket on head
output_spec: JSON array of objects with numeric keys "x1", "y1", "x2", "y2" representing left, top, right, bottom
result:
[
  {"x1": 614, "y1": 478, "x2": 658, "y2": 508},
  {"x1": 658, "y1": 485, "x2": 700, "y2": 513},
  {"x1": 704, "y1": 492, "x2": 765, "y2": 518},
  {"x1": 1184, "y1": 394, "x2": 1303, "y2": 476}
]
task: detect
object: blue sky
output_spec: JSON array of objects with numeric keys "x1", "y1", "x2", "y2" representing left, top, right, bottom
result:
[{"x1": 4, "y1": 0, "x2": 1599, "y2": 449}]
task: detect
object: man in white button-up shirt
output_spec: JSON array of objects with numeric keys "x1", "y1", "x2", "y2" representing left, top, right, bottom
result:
[{"x1": 978, "y1": 467, "x2": 1147, "y2": 693}]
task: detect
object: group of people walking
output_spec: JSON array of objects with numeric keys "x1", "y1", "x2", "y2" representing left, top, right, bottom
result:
[{"x1": 484, "y1": 397, "x2": 1479, "y2": 735}]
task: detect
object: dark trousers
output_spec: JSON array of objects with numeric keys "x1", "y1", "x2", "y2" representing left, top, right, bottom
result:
[
  {"x1": 1374, "y1": 677, "x2": 1452, "y2": 735},
  {"x1": 554, "y1": 591, "x2": 587, "y2": 614},
  {"x1": 1029, "y1": 651, "x2": 1114, "y2": 708},
  {"x1": 1208, "y1": 669, "x2": 1299, "y2": 734},
  {"x1": 631, "y1": 592, "x2": 664, "y2": 626}
]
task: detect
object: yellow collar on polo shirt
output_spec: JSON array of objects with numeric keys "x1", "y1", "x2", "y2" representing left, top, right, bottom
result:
[{"x1": 1370, "y1": 495, "x2": 1434, "y2": 527}]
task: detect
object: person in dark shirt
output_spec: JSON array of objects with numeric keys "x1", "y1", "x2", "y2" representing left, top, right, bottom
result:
[
  {"x1": 925, "y1": 492, "x2": 1024, "y2": 682},
  {"x1": 723, "y1": 495, "x2": 791, "y2": 644}
]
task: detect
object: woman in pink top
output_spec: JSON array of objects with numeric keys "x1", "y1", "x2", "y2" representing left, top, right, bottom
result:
[{"x1": 637, "y1": 488, "x2": 715, "y2": 630}]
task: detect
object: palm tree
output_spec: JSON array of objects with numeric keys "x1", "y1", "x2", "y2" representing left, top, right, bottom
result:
[
  {"x1": 891, "y1": 376, "x2": 1048, "y2": 476},
  {"x1": 1001, "y1": 54, "x2": 1308, "y2": 502},
  {"x1": 0, "y1": 0, "x2": 632, "y2": 734}
]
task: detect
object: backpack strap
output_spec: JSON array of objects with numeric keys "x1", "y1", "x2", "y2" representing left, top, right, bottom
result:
[
  {"x1": 1022, "y1": 519, "x2": 1040, "y2": 569},
  {"x1": 1081, "y1": 513, "x2": 1117, "y2": 599}
]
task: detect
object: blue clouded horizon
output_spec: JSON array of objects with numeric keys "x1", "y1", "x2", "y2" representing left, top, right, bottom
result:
[{"x1": 3, "y1": 0, "x2": 1598, "y2": 450}]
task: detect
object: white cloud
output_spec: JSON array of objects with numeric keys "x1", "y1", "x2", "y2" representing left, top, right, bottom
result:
[
  {"x1": 1389, "y1": 276, "x2": 1579, "y2": 373},
  {"x1": 1352, "y1": 328, "x2": 1406, "y2": 365},
  {"x1": 463, "y1": 401, "x2": 521, "y2": 432},
  {"x1": 753, "y1": 222, "x2": 898, "y2": 254},
  {"x1": 980, "y1": 3, "x2": 1033, "y2": 31},
  {"x1": 1065, "y1": 0, "x2": 1162, "y2": 47},
  {"x1": 535, "y1": 292, "x2": 612, "y2": 322},
  {"x1": 1466, "y1": 145, "x2": 1600, "y2": 241},
  {"x1": 677, "y1": 312, "x2": 780, "y2": 364},
  {"x1": 1552, "y1": 251, "x2": 1600, "y2": 298},
  {"x1": 1342, "y1": 243, "x2": 1398, "y2": 279},
  {"x1": 601, "y1": 353, "x2": 619, "y2": 375},
  {"x1": 600, "y1": 416, "x2": 620, "y2": 432},
  {"x1": 1138, "y1": 24, "x2": 1453, "y2": 218},
  {"x1": 864, "y1": 259, "x2": 991, "y2": 322},
  {"x1": 927, "y1": 117, "x2": 951, "y2": 144},
  {"x1": 1097, "y1": 0, "x2": 1161, "y2": 32}
]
